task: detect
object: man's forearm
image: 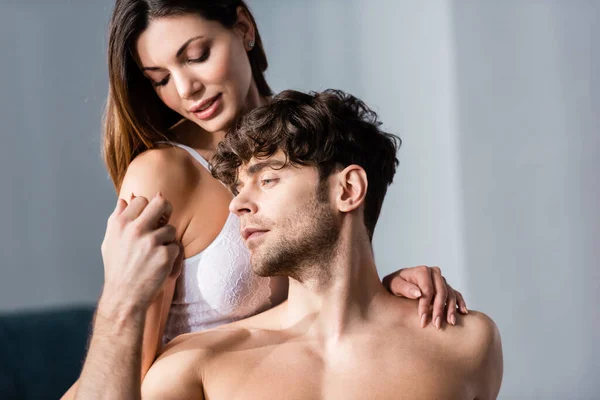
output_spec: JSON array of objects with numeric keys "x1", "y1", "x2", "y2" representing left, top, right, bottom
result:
[{"x1": 74, "y1": 297, "x2": 146, "y2": 400}]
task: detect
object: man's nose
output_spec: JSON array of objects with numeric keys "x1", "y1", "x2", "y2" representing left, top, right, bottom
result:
[{"x1": 229, "y1": 188, "x2": 258, "y2": 216}]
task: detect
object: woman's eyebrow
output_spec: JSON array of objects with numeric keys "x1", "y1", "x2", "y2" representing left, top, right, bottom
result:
[{"x1": 141, "y1": 35, "x2": 204, "y2": 71}]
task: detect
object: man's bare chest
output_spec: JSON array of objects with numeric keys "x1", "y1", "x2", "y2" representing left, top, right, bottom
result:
[{"x1": 201, "y1": 339, "x2": 471, "y2": 400}]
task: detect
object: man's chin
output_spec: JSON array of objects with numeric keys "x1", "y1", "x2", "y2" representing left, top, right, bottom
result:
[
  {"x1": 250, "y1": 262, "x2": 276, "y2": 277},
  {"x1": 250, "y1": 251, "x2": 282, "y2": 278}
]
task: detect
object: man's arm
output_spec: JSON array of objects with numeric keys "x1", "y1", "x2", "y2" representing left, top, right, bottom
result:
[
  {"x1": 72, "y1": 195, "x2": 180, "y2": 399},
  {"x1": 75, "y1": 299, "x2": 146, "y2": 400},
  {"x1": 62, "y1": 279, "x2": 177, "y2": 400}
]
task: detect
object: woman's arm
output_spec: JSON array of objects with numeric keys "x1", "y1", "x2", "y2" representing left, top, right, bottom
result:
[{"x1": 140, "y1": 277, "x2": 177, "y2": 377}]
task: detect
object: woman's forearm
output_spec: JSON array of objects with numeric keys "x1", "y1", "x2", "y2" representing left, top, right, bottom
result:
[{"x1": 141, "y1": 277, "x2": 177, "y2": 377}]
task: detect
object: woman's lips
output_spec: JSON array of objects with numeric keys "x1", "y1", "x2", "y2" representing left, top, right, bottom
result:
[{"x1": 191, "y1": 93, "x2": 222, "y2": 120}]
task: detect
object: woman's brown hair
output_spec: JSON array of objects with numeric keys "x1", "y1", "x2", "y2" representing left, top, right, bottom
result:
[{"x1": 103, "y1": 0, "x2": 272, "y2": 191}]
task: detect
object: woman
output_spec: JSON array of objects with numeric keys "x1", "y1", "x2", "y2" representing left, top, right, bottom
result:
[{"x1": 64, "y1": 1, "x2": 466, "y2": 396}]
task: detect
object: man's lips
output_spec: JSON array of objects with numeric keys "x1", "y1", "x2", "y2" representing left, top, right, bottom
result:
[{"x1": 241, "y1": 227, "x2": 269, "y2": 241}]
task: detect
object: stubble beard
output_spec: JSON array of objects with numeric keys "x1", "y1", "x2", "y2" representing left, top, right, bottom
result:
[{"x1": 250, "y1": 189, "x2": 340, "y2": 283}]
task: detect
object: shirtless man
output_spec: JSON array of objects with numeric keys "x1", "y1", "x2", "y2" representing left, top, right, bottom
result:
[{"x1": 140, "y1": 89, "x2": 503, "y2": 399}]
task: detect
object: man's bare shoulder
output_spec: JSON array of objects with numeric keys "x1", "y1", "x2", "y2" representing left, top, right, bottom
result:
[
  {"x1": 141, "y1": 325, "x2": 252, "y2": 399},
  {"x1": 445, "y1": 310, "x2": 503, "y2": 398},
  {"x1": 155, "y1": 303, "x2": 285, "y2": 364},
  {"x1": 380, "y1": 295, "x2": 501, "y2": 363},
  {"x1": 452, "y1": 311, "x2": 501, "y2": 360}
]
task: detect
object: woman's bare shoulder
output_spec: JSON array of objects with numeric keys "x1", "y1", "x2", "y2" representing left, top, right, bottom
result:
[{"x1": 119, "y1": 146, "x2": 200, "y2": 206}]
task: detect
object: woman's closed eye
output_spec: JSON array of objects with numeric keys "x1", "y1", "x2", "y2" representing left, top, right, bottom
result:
[
  {"x1": 153, "y1": 76, "x2": 170, "y2": 87},
  {"x1": 187, "y1": 49, "x2": 210, "y2": 64},
  {"x1": 151, "y1": 50, "x2": 210, "y2": 87}
]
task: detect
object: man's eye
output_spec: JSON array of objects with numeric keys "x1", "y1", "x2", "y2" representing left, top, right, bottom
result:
[{"x1": 261, "y1": 178, "x2": 279, "y2": 186}]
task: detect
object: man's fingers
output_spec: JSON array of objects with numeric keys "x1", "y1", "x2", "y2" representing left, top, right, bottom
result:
[
  {"x1": 112, "y1": 198, "x2": 128, "y2": 217},
  {"x1": 160, "y1": 242, "x2": 182, "y2": 279},
  {"x1": 120, "y1": 196, "x2": 150, "y2": 221},
  {"x1": 431, "y1": 267, "x2": 448, "y2": 330},
  {"x1": 168, "y1": 241, "x2": 185, "y2": 279},
  {"x1": 138, "y1": 193, "x2": 173, "y2": 231},
  {"x1": 152, "y1": 224, "x2": 177, "y2": 245}
]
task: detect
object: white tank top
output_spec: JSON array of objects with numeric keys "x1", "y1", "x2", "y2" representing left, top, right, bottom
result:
[{"x1": 161, "y1": 142, "x2": 272, "y2": 343}]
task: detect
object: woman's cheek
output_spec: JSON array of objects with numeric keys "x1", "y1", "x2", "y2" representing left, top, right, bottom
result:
[{"x1": 160, "y1": 89, "x2": 182, "y2": 114}]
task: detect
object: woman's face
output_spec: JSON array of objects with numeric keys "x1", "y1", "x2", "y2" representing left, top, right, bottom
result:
[{"x1": 136, "y1": 12, "x2": 257, "y2": 133}]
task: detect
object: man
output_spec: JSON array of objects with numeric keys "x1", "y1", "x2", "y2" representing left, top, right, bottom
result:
[{"x1": 139, "y1": 89, "x2": 503, "y2": 399}]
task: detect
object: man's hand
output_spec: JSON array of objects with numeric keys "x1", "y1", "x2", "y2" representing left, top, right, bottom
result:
[
  {"x1": 73, "y1": 193, "x2": 182, "y2": 400},
  {"x1": 99, "y1": 193, "x2": 182, "y2": 316},
  {"x1": 382, "y1": 265, "x2": 467, "y2": 329}
]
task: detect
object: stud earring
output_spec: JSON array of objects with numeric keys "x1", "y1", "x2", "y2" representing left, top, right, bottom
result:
[{"x1": 248, "y1": 40, "x2": 255, "y2": 49}]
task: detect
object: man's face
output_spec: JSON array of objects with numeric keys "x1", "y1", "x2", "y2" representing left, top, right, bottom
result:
[{"x1": 229, "y1": 152, "x2": 340, "y2": 279}]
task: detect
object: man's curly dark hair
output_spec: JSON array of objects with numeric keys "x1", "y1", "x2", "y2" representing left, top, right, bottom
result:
[{"x1": 211, "y1": 89, "x2": 401, "y2": 240}]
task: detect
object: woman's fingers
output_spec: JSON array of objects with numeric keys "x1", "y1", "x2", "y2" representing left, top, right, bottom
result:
[
  {"x1": 412, "y1": 266, "x2": 436, "y2": 328},
  {"x1": 455, "y1": 290, "x2": 468, "y2": 314},
  {"x1": 445, "y1": 283, "x2": 458, "y2": 326},
  {"x1": 430, "y1": 267, "x2": 448, "y2": 330},
  {"x1": 388, "y1": 265, "x2": 468, "y2": 328},
  {"x1": 386, "y1": 273, "x2": 423, "y2": 299}
]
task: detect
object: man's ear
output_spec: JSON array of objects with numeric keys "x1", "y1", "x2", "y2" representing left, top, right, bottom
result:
[
  {"x1": 335, "y1": 165, "x2": 368, "y2": 213},
  {"x1": 234, "y1": 6, "x2": 255, "y2": 49}
]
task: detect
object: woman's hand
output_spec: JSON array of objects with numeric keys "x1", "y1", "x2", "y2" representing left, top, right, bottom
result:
[{"x1": 382, "y1": 266, "x2": 467, "y2": 329}]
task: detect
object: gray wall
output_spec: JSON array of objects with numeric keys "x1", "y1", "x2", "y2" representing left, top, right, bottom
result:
[
  {"x1": 1, "y1": 0, "x2": 598, "y2": 398},
  {"x1": 0, "y1": 1, "x2": 113, "y2": 310},
  {"x1": 452, "y1": 1, "x2": 600, "y2": 398}
]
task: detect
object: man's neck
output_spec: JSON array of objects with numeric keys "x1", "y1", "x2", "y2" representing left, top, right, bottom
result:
[{"x1": 282, "y1": 225, "x2": 388, "y2": 343}]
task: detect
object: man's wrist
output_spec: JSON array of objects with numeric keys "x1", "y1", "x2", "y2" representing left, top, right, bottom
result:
[
  {"x1": 95, "y1": 293, "x2": 147, "y2": 336},
  {"x1": 75, "y1": 294, "x2": 146, "y2": 400}
]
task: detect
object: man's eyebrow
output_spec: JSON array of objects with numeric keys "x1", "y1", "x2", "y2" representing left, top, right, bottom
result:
[
  {"x1": 246, "y1": 160, "x2": 287, "y2": 175},
  {"x1": 141, "y1": 35, "x2": 204, "y2": 71}
]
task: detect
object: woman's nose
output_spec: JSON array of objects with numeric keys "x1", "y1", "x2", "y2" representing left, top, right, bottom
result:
[{"x1": 173, "y1": 70, "x2": 203, "y2": 100}]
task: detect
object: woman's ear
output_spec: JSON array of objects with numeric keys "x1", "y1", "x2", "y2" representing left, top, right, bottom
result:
[
  {"x1": 235, "y1": 6, "x2": 256, "y2": 50},
  {"x1": 335, "y1": 165, "x2": 368, "y2": 213}
]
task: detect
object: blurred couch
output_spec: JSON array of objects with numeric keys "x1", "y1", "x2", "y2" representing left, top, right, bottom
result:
[{"x1": 0, "y1": 306, "x2": 95, "y2": 400}]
